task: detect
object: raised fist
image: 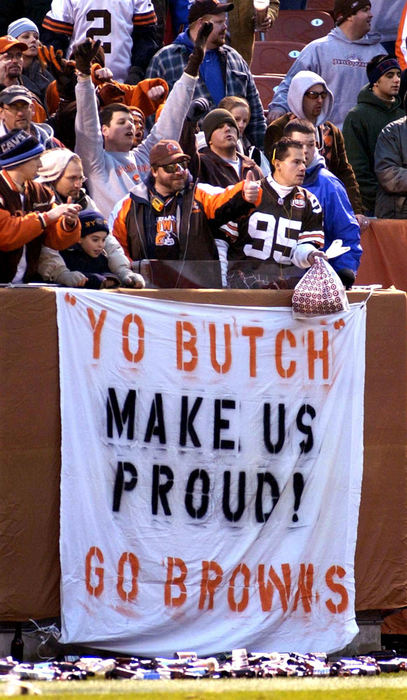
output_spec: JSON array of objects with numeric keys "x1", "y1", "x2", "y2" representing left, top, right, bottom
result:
[{"x1": 74, "y1": 39, "x2": 102, "y2": 75}]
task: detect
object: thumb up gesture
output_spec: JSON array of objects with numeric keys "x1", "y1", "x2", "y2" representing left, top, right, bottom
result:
[{"x1": 243, "y1": 169, "x2": 261, "y2": 203}]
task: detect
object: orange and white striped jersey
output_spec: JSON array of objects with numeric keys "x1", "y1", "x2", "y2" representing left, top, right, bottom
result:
[
  {"x1": 42, "y1": 0, "x2": 156, "y2": 82},
  {"x1": 396, "y1": 2, "x2": 407, "y2": 70}
]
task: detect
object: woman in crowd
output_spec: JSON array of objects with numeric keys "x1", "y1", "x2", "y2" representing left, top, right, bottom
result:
[{"x1": 7, "y1": 17, "x2": 53, "y2": 107}]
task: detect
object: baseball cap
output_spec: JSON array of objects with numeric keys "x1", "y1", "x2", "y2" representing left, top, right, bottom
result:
[
  {"x1": 188, "y1": 0, "x2": 234, "y2": 25},
  {"x1": 149, "y1": 140, "x2": 190, "y2": 167},
  {"x1": 0, "y1": 35, "x2": 28, "y2": 54},
  {"x1": 0, "y1": 85, "x2": 33, "y2": 105}
]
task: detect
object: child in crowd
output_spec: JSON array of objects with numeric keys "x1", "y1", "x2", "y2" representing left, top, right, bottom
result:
[
  {"x1": 218, "y1": 96, "x2": 271, "y2": 176},
  {"x1": 61, "y1": 210, "x2": 116, "y2": 289},
  {"x1": 38, "y1": 210, "x2": 145, "y2": 289}
]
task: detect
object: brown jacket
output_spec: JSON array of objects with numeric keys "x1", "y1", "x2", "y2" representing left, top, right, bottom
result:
[
  {"x1": 111, "y1": 176, "x2": 261, "y2": 289},
  {"x1": 198, "y1": 147, "x2": 263, "y2": 189}
]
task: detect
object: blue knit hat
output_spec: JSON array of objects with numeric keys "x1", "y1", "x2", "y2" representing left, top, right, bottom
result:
[
  {"x1": 0, "y1": 129, "x2": 44, "y2": 168},
  {"x1": 7, "y1": 17, "x2": 39, "y2": 38},
  {"x1": 79, "y1": 210, "x2": 109, "y2": 237},
  {"x1": 367, "y1": 56, "x2": 401, "y2": 87}
]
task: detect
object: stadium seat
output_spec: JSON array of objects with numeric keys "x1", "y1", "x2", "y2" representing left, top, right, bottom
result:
[
  {"x1": 251, "y1": 41, "x2": 305, "y2": 75},
  {"x1": 255, "y1": 10, "x2": 334, "y2": 43},
  {"x1": 306, "y1": 0, "x2": 334, "y2": 11},
  {"x1": 253, "y1": 74, "x2": 285, "y2": 109}
]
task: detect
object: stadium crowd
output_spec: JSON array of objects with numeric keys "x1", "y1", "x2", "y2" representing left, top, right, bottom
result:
[{"x1": 0, "y1": 0, "x2": 405, "y2": 289}]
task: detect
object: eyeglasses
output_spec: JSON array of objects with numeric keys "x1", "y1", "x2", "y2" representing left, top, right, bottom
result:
[
  {"x1": 0, "y1": 51, "x2": 23, "y2": 61},
  {"x1": 304, "y1": 90, "x2": 328, "y2": 100},
  {"x1": 63, "y1": 175, "x2": 87, "y2": 184},
  {"x1": 159, "y1": 160, "x2": 189, "y2": 173}
]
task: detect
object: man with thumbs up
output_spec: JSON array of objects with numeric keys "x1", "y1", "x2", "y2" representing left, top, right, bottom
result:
[
  {"x1": 110, "y1": 139, "x2": 261, "y2": 289},
  {"x1": 226, "y1": 135, "x2": 326, "y2": 289}
]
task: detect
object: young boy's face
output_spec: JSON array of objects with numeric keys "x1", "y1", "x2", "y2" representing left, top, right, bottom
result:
[{"x1": 79, "y1": 231, "x2": 107, "y2": 257}]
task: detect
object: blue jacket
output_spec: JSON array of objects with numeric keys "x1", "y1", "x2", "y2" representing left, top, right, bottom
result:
[{"x1": 304, "y1": 153, "x2": 362, "y2": 274}]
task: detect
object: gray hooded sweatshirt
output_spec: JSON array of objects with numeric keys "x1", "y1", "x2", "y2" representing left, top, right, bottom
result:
[
  {"x1": 268, "y1": 26, "x2": 385, "y2": 130},
  {"x1": 371, "y1": 0, "x2": 404, "y2": 44},
  {"x1": 287, "y1": 70, "x2": 334, "y2": 138}
]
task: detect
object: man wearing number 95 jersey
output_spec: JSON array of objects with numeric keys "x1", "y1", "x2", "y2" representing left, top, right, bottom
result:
[
  {"x1": 226, "y1": 137, "x2": 326, "y2": 289},
  {"x1": 42, "y1": 0, "x2": 158, "y2": 84}
]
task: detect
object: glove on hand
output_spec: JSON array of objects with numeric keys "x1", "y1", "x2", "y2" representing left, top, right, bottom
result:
[
  {"x1": 38, "y1": 45, "x2": 77, "y2": 100},
  {"x1": 186, "y1": 97, "x2": 210, "y2": 123},
  {"x1": 38, "y1": 44, "x2": 64, "y2": 75},
  {"x1": 185, "y1": 21, "x2": 213, "y2": 77},
  {"x1": 74, "y1": 38, "x2": 101, "y2": 75}
]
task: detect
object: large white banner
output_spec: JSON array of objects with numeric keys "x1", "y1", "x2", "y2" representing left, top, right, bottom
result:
[{"x1": 56, "y1": 289, "x2": 366, "y2": 656}]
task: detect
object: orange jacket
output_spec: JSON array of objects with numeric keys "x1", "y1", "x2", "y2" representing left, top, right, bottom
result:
[
  {"x1": 45, "y1": 67, "x2": 168, "y2": 117},
  {"x1": 0, "y1": 170, "x2": 80, "y2": 282}
]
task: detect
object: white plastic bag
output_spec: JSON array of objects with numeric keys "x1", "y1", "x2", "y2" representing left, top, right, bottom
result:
[{"x1": 292, "y1": 240, "x2": 350, "y2": 319}]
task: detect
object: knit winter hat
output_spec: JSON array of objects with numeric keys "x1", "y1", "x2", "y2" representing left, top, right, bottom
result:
[
  {"x1": 7, "y1": 17, "x2": 39, "y2": 39},
  {"x1": 0, "y1": 129, "x2": 44, "y2": 168},
  {"x1": 130, "y1": 106, "x2": 145, "y2": 125},
  {"x1": 36, "y1": 148, "x2": 79, "y2": 183},
  {"x1": 79, "y1": 210, "x2": 109, "y2": 237},
  {"x1": 333, "y1": 0, "x2": 371, "y2": 26},
  {"x1": 202, "y1": 108, "x2": 239, "y2": 144},
  {"x1": 366, "y1": 56, "x2": 401, "y2": 87}
]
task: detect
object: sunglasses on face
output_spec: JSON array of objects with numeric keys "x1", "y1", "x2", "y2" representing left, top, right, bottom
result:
[
  {"x1": 159, "y1": 159, "x2": 189, "y2": 173},
  {"x1": 304, "y1": 90, "x2": 328, "y2": 100}
]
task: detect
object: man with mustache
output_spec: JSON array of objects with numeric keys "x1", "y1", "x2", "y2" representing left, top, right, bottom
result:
[{"x1": 146, "y1": 0, "x2": 266, "y2": 149}]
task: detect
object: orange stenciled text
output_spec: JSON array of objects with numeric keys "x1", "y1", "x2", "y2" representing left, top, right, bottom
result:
[
  {"x1": 84, "y1": 311, "x2": 332, "y2": 382},
  {"x1": 122, "y1": 314, "x2": 144, "y2": 363},
  {"x1": 85, "y1": 549, "x2": 349, "y2": 615}
]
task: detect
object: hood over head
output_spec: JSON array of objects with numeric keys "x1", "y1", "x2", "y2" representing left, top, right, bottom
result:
[
  {"x1": 287, "y1": 71, "x2": 334, "y2": 126},
  {"x1": 36, "y1": 148, "x2": 77, "y2": 183}
]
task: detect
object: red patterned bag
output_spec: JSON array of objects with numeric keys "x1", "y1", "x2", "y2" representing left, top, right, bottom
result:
[{"x1": 292, "y1": 256, "x2": 350, "y2": 319}]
